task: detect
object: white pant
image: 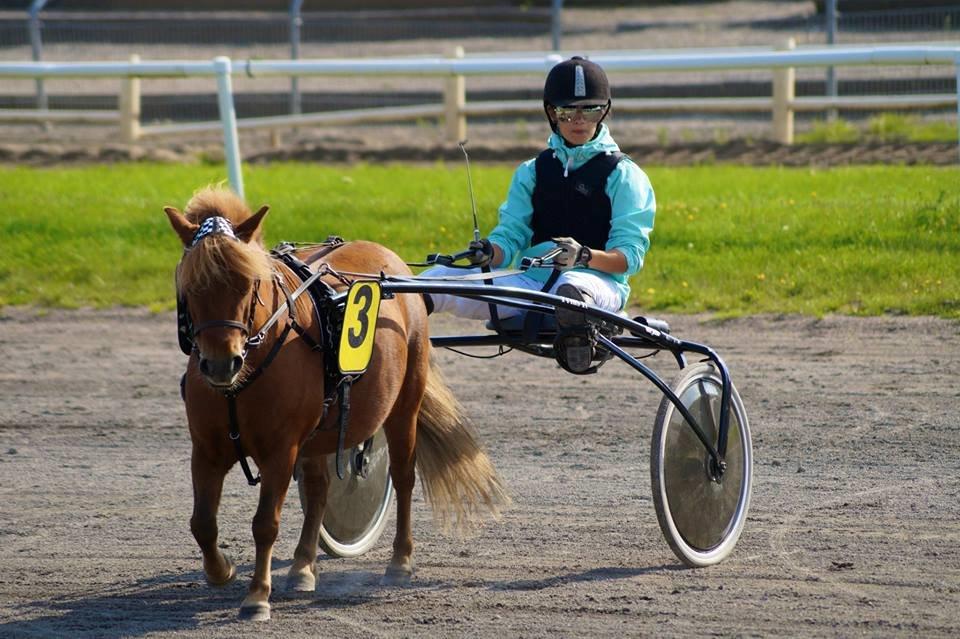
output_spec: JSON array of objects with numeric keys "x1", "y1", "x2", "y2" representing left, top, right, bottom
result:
[{"x1": 420, "y1": 266, "x2": 622, "y2": 320}]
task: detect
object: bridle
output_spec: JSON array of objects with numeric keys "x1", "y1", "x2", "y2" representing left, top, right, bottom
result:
[
  {"x1": 178, "y1": 222, "x2": 346, "y2": 381},
  {"x1": 189, "y1": 279, "x2": 264, "y2": 359},
  {"x1": 180, "y1": 262, "x2": 324, "y2": 487},
  {"x1": 185, "y1": 269, "x2": 310, "y2": 392},
  {"x1": 178, "y1": 219, "x2": 353, "y2": 486},
  {"x1": 179, "y1": 214, "x2": 300, "y2": 364}
]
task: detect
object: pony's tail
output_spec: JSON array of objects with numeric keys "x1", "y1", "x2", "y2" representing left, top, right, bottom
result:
[{"x1": 415, "y1": 357, "x2": 511, "y2": 536}]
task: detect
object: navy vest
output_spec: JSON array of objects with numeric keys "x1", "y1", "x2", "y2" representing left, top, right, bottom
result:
[{"x1": 530, "y1": 149, "x2": 623, "y2": 250}]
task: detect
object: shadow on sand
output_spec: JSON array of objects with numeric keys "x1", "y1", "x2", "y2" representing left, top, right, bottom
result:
[
  {"x1": 1, "y1": 560, "x2": 681, "y2": 636},
  {"x1": 0, "y1": 559, "x2": 389, "y2": 638}
]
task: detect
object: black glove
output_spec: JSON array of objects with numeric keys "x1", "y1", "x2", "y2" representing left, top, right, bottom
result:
[
  {"x1": 551, "y1": 237, "x2": 592, "y2": 270},
  {"x1": 467, "y1": 238, "x2": 494, "y2": 267}
]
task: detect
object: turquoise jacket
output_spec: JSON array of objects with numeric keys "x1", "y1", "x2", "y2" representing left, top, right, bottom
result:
[{"x1": 488, "y1": 124, "x2": 656, "y2": 308}]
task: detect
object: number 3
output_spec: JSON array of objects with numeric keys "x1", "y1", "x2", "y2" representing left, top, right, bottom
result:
[
  {"x1": 348, "y1": 285, "x2": 373, "y2": 348},
  {"x1": 339, "y1": 281, "x2": 381, "y2": 375}
]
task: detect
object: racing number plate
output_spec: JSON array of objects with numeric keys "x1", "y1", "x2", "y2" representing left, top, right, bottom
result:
[{"x1": 338, "y1": 281, "x2": 381, "y2": 375}]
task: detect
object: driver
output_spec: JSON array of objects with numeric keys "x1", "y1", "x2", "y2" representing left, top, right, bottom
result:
[{"x1": 423, "y1": 56, "x2": 656, "y2": 337}]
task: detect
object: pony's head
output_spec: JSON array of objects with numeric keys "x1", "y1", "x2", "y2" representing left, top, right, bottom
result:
[{"x1": 165, "y1": 186, "x2": 271, "y2": 388}]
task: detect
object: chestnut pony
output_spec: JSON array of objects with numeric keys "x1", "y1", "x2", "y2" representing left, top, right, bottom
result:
[{"x1": 164, "y1": 187, "x2": 508, "y2": 621}]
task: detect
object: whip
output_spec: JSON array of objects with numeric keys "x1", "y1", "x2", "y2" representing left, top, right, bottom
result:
[{"x1": 458, "y1": 140, "x2": 481, "y2": 243}]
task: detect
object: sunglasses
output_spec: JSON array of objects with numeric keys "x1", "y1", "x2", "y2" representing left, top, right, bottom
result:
[{"x1": 553, "y1": 105, "x2": 607, "y2": 123}]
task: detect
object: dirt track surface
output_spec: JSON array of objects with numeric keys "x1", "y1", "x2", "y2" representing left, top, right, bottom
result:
[
  {"x1": 1, "y1": 308, "x2": 959, "y2": 637},
  {"x1": 3, "y1": 138, "x2": 959, "y2": 169}
]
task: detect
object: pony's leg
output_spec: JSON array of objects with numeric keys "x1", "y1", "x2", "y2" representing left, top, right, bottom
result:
[
  {"x1": 383, "y1": 422, "x2": 417, "y2": 585},
  {"x1": 287, "y1": 454, "x2": 329, "y2": 592},
  {"x1": 239, "y1": 453, "x2": 296, "y2": 622},
  {"x1": 190, "y1": 448, "x2": 236, "y2": 586},
  {"x1": 381, "y1": 312, "x2": 430, "y2": 586}
]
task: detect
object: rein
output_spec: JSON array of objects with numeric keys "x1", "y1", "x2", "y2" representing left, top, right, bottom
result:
[{"x1": 245, "y1": 265, "x2": 332, "y2": 349}]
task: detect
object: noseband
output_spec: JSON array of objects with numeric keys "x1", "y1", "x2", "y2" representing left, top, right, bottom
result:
[
  {"x1": 189, "y1": 280, "x2": 264, "y2": 356},
  {"x1": 192, "y1": 319, "x2": 250, "y2": 338}
]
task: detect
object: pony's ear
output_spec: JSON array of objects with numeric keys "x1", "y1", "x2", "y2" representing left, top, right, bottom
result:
[
  {"x1": 164, "y1": 206, "x2": 199, "y2": 247},
  {"x1": 235, "y1": 205, "x2": 270, "y2": 243}
]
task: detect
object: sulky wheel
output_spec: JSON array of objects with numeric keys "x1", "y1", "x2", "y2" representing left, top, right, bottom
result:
[
  {"x1": 650, "y1": 361, "x2": 752, "y2": 567},
  {"x1": 300, "y1": 428, "x2": 394, "y2": 558}
]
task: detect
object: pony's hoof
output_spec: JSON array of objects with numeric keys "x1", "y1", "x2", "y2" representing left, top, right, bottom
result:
[
  {"x1": 205, "y1": 558, "x2": 237, "y2": 587},
  {"x1": 238, "y1": 602, "x2": 271, "y2": 622},
  {"x1": 286, "y1": 570, "x2": 316, "y2": 593},
  {"x1": 381, "y1": 564, "x2": 413, "y2": 587}
]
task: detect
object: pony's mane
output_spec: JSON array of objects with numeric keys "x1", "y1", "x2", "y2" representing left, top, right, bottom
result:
[
  {"x1": 177, "y1": 187, "x2": 274, "y2": 295},
  {"x1": 182, "y1": 186, "x2": 254, "y2": 227}
]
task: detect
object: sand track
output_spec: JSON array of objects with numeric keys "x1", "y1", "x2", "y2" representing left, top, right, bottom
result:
[{"x1": 1, "y1": 308, "x2": 958, "y2": 637}]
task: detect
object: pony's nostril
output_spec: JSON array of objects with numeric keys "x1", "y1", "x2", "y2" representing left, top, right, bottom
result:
[
  {"x1": 231, "y1": 356, "x2": 243, "y2": 375},
  {"x1": 199, "y1": 358, "x2": 210, "y2": 376}
]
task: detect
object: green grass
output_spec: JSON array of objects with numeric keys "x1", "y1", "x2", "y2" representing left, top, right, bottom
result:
[
  {"x1": 645, "y1": 166, "x2": 958, "y2": 317},
  {"x1": 797, "y1": 113, "x2": 959, "y2": 145},
  {"x1": 1, "y1": 162, "x2": 958, "y2": 318}
]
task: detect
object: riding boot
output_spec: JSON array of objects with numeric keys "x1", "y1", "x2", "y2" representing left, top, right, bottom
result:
[
  {"x1": 556, "y1": 283, "x2": 592, "y2": 328},
  {"x1": 555, "y1": 284, "x2": 593, "y2": 373}
]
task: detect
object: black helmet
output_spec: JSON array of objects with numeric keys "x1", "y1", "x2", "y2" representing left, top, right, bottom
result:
[
  {"x1": 543, "y1": 56, "x2": 610, "y2": 107},
  {"x1": 543, "y1": 56, "x2": 611, "y2": 135}
]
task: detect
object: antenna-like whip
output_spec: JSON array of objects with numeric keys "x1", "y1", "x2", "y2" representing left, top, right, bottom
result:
[{"x1": 458, "y1": 140, "x2": 481, "y2": 243}]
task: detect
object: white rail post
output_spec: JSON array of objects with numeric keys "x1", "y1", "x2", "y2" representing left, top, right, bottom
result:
[
  {"x1": 213, "y1": 56, "x2": 245, "y2": 200},
  {"x1": 772, "y1": 38, "x2": 796, "y2": 145},
  {"x1": 956, "y1": 54, "x2": 960, "y2": 164},
  {"x1": 444, "y1": 46, "x2": 466, "y2": 143},
  {"x1": 825, "y1": 0, "x2": 838, "y2": 121},
  {"x1": 119, "y1": 54, "x2": 141, "y2": 143},
  {"x1": 28, "y1": 0, "x2": 49, "y2": 117},
  {"x1": 551, "y1": 0, "x2": 564, "y2": 51}
]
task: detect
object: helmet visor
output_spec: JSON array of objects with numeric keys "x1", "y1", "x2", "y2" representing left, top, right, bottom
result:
[{"x1": 553, "y1": 105, "x2": 607, "y2": 123}]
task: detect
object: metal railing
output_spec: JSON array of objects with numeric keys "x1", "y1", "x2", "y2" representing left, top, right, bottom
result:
[
  {"x1": 6, "y1": 4, "x2": 959, "y2": 116},
  {"x1": 1, "y1": 43, "x2": 958, "y2": 198}
]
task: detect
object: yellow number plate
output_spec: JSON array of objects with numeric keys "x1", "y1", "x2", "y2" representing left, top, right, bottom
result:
[{"x1": 338, "y1": 281, "x2": 381, "y2": 375}]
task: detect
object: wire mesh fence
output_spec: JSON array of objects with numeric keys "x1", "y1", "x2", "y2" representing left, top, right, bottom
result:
[{"x1": 834, "y1": 4, "x2": 960, "y2": 36}]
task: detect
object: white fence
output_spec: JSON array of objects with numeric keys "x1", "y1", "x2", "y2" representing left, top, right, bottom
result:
[{"x1": 1, "y1": 43, "x2": 959, "y2": 198}]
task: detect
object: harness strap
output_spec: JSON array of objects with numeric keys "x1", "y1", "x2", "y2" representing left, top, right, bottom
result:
[
  {"x1": 227, "y1": 394, "x2": 261, "y2": 486},
  {"x1": 229, "y1": 280, "x2": 298, "y2": 395},
  {"x1": 219, "y1": 274, "x2": 316, "y2": 482},
  {"x1": 302, "y1": 236, "x2": 346, "y2": 265},
  {"x1": 272, "y1": 251, "x2": 344, "y2": 398},
  {"x1": 334, "y1": 378, "x2": 354, "y2": 480},
  {"x1": 235, "y1": 321, "x2": 293, "y2": 394},
  {"x1": 290, "y1": 322, "x2": 321, "y2": 350},
  {"x1": 247, "y1": 269, "x2": 325, "y2": 347}
]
